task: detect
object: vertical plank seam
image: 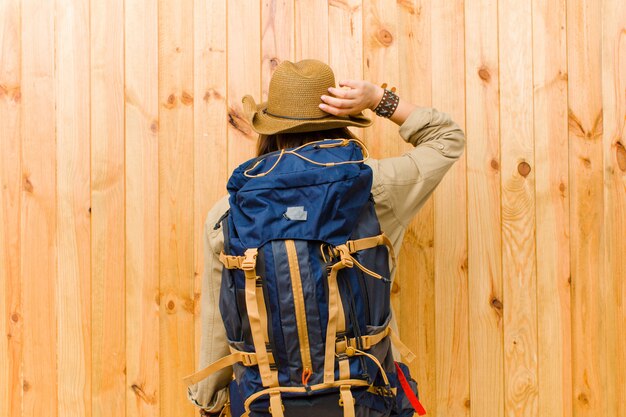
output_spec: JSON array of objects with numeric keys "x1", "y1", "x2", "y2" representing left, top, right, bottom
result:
[
  {"x1": 565, "y1": 0, "x2": 575, "y2": 413},
  {"x1": 88, "y1": 0, "x2": 94, "y2": 410},
  {"x1": 461, "y1": 0, "x2": 473, "y2": 412},
  {"x1": 53, "y1": 0, "x2": 60, "y2": 411},
  {"x1": 495, "y1": 0, "x2": 505, "y2": 415},
  {"x1": 529, "y1": 0, "x2": 540, "y2": 410},
  {"x1": 191, "y1": 0, "x2": 196, "y2": 383},
  {"x1": 122, "y1": 0, "x2": 127, "y2": 414},
  {"x1": 157, "y1": 1, "x2": 162, "y2": 415}
]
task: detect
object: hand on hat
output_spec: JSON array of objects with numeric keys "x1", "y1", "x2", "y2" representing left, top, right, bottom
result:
[{"x1": 319, "y1": 80, "x2": 385, "y2": 117}]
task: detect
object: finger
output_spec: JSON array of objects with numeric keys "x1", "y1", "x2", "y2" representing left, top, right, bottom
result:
[
  {"x1": 319, "y1": 103, "x2": 350, "y2": 116},
  {"x1": 320, "y1": 94, "x2": 355, "y2": 109},
  {"x1": 337, "y1": 79, "x2": 362, "y2": 89},
  {"x1": 327, "y1": 86, "x2": 358, "y2": 99}
]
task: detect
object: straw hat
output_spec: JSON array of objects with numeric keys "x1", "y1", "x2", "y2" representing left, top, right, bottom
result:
[{"x1": 241, "y1": 59, "x2": 373, "y2": 135}]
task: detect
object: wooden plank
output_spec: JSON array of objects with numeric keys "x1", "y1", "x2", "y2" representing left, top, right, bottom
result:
[
  {"x1": 0, "y1": 1, "x2": 22, "y2": 416},
  {"x1": 227, "y1": 0, "x2": 261, "y2": 172},
  {"x1": 464, "y1": 0, "x2": 504, "y2": 415},
  {"x1": 362, "y1": 0, "x2": 400, "y2": 158},
  {"x1": 125, "y1": 0, "x2": 159, "y2": 416},
  {"x1": 55, "y1": 0, "x2": 91, "y2": 416},
  {"x1": 158, "y1": 0, "x2": 195, "y2": 415},
  {"x1": 498, "y1": 0, "x2": 538, "y2": 416},
  {"x1": 261, "y1": 0, "x2": 294, "y2": 100},
  {"x1": 394, "y1": 0, "x2": 436, "y2": 412},
  {"x1": 20, "y1": 0, "x2": 58, "y2": 415},
  {"x1": 328, "y1": 0, "x2": 363, "y2": 139},
  {"x1": 294, "y1": 0, "x2": 328, "y2": 62},
  {"x1": 532, "y1": 0, "x2": 572, "y2": 416},
  {"x1": 90, "y1": 0, "x2": 126, "y2": 415},
  {"x1": 601, "y1": 0, "x2": 626, "y2": 414},
  {"x1": 363, "y1": 0, "x2": 403, "y2": 329},
  {"x1": 566, "y1": 0, "x2": 606, "y2": 416},
  {"x1": 431, "y1": 0, "x2": 469, "y2": 415},
  {"x1": 193, "y1": 0, "x2": 228, "y2": 366}
]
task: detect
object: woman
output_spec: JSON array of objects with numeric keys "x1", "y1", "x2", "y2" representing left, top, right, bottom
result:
[{"x1": 188, "y1": 59, "x2": 466, "y2": 415}]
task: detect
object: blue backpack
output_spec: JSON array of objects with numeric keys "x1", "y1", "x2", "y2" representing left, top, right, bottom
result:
[{"x1": 185, "y1": 139, "x2": 426, "y2": 417}]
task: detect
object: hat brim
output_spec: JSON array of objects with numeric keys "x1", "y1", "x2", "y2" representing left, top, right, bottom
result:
[{"x1": 242, "y1": 95, "x2": 373, "y2": 135}]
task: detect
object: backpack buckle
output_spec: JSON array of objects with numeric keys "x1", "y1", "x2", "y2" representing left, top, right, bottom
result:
[
  {"x1": 336, "y1": 245, "x2": 354, "y2": 268},
  {"x1": 242, "y1": 248, "x2": 258, "y2": 271}
]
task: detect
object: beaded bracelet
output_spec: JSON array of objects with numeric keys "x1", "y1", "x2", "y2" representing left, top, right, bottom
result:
[{"x1": 373, "y1": 83, "x2": 399, "y2": 118}]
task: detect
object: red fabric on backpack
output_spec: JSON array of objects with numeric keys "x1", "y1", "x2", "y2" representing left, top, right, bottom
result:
[{"x1": 394, "y1": 361, "x2": 427, "y2": 416}]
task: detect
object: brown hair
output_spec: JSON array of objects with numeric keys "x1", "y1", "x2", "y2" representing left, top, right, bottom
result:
[{"x1": 256, "y1": 127, "x2": 358, "y2": 156}]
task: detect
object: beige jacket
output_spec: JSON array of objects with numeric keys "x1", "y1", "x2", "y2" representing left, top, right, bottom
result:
[{"x1": 188, "y1": 105, "x2": 466, "y2": 413}]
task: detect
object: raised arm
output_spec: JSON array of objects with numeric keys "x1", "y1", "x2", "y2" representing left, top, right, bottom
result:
[
  {"x1": 320, "y1": 79, "x2": 466, "y2": 228},
  {"x1": 319, "y1": 79, "x2": 416, "y2": 126}
]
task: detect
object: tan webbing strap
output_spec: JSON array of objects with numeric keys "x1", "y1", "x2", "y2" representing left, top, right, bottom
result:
[
  {"x1": 339, "y1": 386, "x2": 356, "y2": 417},
  {"x1": 242, "y1": 248, "x2": 278, "y2": 387},
  {"x1": 183, "y1": 348, "x2": 276, "y2": 386},
  {"x1": 336, "y1": 271, "x2": 349, "y2": 380},
  {"x1": 256, "y1": 277, "x2": 270, "y2": 351},
  {"x1": 243, "y1": 379, "x2": 370, "y2": 415},
  {"x1": 335, "y1": 326, "x2": 392, "y2": 354},
  {"x1": 183, "y1": 352, "x2": 247, "y2": 386},
  {"x1": 268, "y1": 391, "x2": 284, "y2": 417},
  {"x1": 338, "y1": 357, "x2": 351, "y2": 380},
  {"x1": 324, "y1": 245, "x2": 352, "y2": 383},
  {"x1": 345, "y1": 233, "x2": 396, "y2": 268},
  {"x1": 388, "y1": 327, "x2": 416, "y2": 364}
]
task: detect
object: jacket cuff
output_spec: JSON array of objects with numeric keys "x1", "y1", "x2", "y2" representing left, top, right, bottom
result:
[
  {"x1": 398, "y1": 106, "x2": 434, "y2": 145},
  {"x1": 187, "y1": 384, "x2": 229, "y2": 415}
]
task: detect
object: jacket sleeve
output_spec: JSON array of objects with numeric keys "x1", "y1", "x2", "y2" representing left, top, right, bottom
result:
[
  {"x1": 187, "y1": 207, "x2": 231, "y2": 413},
  {"x1": 366, "y1": 106, "x2": 466, "y2": 228}
]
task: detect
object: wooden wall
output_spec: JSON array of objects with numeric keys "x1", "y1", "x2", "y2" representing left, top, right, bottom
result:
[{"x1": 1, "y1": 1, "x2": 624, "y2": 416}]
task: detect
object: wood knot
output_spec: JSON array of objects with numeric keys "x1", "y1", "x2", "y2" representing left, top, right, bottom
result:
[
  {"x1": 376, "y1": 28, "x2": 394, "y2": 46},
  {"x1": 131, "y1": 383, "x2": 157, "y2": 404},
  {"x1": 391, "y1": 281, "x2": 400, "y2": 294},
  {"x1": 490, "y1": 158, "x2": 499, "y2": 170},
  {"x1": 270, "y1": 57, "x2": 280, "y2": 69},
  {"x1": 150, "y1": 120, "x2": 159, "y2": 134},
  {"x1": 22, "y1": 175, "x2": 33, "y2": 193},
  {"x1": 464, "y1": 398, "x2": 471, "y2": 408},
  {"x1": 559, "y1": 182, "x2": 566, "y2": 193},
  {"x1": 579, "y1": 156, "x2": 591, "y2": 168},
  {"x1": 181, "y1": 91, "x2": 193, "y2": 106},
  {"x1": 517, "y1": 161, "x2": 531, "y2": 177},
  {"x1": 165, "y1": 94, "x2": 176, "y2": 109},
  {"x1": 12, "y1": 86, "x2": 21, "y2": 103},
  {"x1": 577, "y1": 392, "x2": 589, "y2": 405},
  {"x1": 616, "y1": 141, "x2": 626, "y2": 172},
  {"x1": 166, "y1": 300, "x2": 175, "y2": 311},
  {"x1": 203, "y1": 88, "x2": 222, "y2": 102},
  {"x1": 228, "y1": 107, "x2": 252, "y2": 136},
  {"x1": 10, "y1": 313, "x2": 19, "y2": 323},
  {"x1": 490, "y1": 297, "x2": 503, "y2": 315},
  {"x1": 23, "y1": 380, "x2": 30, "y2": 392},
  {"x1": 460, "y1": 257, "x2": 468, "y2": 272},
  {"x1": 478, "y1": 66, "x2": 491, "y2": 82}
]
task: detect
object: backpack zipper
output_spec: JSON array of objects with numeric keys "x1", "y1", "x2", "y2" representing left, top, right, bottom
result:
[{"x1": 285, "y1": 240, "x2": 314, "y2": 378}]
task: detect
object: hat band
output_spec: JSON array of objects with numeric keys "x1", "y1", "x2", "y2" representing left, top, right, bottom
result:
[{"x1": 262, "y1": 108, "x2": 334, "y2": 121}]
